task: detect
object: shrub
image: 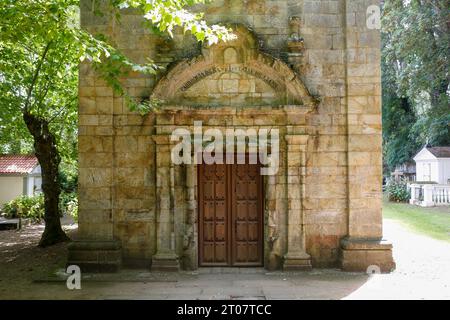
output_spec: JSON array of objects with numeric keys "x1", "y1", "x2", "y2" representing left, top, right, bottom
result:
[
  {"x1": 386, "y1": 179, "x2": 410, "y2": 202},
  {"x1": 1, "y1": 193, "x2": 79, "y2": 223},
  {"x1": 1, "y1": 194, "x2": 45, "y2": 222},
  {"x1": 59, "y1": 162, "x2": 78, "y2": 193}
]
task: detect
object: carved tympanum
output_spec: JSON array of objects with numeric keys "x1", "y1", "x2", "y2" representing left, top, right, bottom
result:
[{"x1": 152, "y1": 25, "x2": 315, "y2": 107}]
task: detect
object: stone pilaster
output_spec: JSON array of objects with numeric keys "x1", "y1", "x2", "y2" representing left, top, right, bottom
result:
[
  {"x1": 67, "y1": 86, "x2": 122, "y2": 272},
  {"x1": 340, "y1": 0, "x2": 395, "y2": 272},
  {"x1": 151, "y1": 135, "x2": 180, "y2": 271},
  {"x1": 67, "y1": 14, "x2": 123, "y2": 271},
  {"x1": 283, "y1": 134, "x2": 312, "y2": 271}
]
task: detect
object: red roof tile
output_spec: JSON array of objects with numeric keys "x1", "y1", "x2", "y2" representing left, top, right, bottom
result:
[{"x1": 0, "y1": 155, "x2": 39, "y2": 174}]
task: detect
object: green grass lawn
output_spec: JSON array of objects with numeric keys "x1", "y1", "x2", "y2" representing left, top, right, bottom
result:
[{"x1": 383, "y1": 198, "x2": 450, "y2": 242}]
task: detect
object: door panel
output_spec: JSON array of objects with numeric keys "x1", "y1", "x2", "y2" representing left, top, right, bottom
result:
[
  {"x1": 203, "y1": 201, "x2": 215, "y2": 220},
  {"x1": 198, "y1": 161, "x2": 263, "y2": 267},
  {"x1": 231, "y1": 163, "x2": 263, "y2": 266},
  {"x1": 199, "y1": 163, "x2": 229, "y2": 266}
]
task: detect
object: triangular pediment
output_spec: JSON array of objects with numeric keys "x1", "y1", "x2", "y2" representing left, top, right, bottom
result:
[{"x1": 414, "y1": 147, "x2": 438, "y2": 161}]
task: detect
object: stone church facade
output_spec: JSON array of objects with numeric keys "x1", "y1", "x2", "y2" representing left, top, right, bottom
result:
[{"x1": 69, "y1": 0, "x2": 395, "y2": 272}]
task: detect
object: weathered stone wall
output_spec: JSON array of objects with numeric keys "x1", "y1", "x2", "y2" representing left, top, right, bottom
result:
[{"x1": 74, "y1": 0, "x2": 394, "y2": 272}]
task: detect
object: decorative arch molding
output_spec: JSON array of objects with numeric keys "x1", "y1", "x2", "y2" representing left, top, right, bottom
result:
[{"x1": 152, "y1": 24, "x2": 317, "y2": 108}]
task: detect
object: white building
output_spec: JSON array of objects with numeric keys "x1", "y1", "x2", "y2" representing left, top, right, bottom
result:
[
  {"x1": 410, "y1": 146, "x2": 450, "y2": 207},
  {"x1": 0, "y1": 155, "x2": 42, "y2": 206},
  {"x1": 413, "y1": 146, "x2": 450, "y2": 184}
]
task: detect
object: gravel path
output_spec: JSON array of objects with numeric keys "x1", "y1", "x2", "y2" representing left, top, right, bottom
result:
[{"x1": 344, "y1": 218, "x2": 450, "y2": 299}]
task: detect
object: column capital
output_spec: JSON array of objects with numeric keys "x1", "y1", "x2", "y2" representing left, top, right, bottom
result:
[{"x1": 285, "y1": 134, "x2": 309, "y2": 146}]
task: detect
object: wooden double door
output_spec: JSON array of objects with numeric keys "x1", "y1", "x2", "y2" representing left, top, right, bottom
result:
[{"x1": 198, "y1": 162, "x2": 264, "y2": 267}]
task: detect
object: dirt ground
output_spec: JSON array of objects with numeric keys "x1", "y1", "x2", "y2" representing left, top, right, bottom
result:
[
  {"x1": 0, "y1": 218, "x2": 449, "y2": 300},
  {"x1": 0, "y1": 219, "x2": 77, "y2": 297}
]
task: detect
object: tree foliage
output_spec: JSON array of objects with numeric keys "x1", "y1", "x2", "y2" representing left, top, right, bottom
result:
[
  {"x1": 382, "y1": 0, "x2": 450, "y2": 171},
  {"x1": 0, "y1": 0, "x2": 233, "y2": 246}
]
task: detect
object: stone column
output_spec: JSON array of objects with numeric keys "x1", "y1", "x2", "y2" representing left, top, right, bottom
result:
[
  {"x1": 283, "y1": 134, "x2": 312, "y2": 270},
  {"x1": 266, "y1": 173, "x2": 280, "y2": 271},
  {"x1": 183, "y1": 163, "x2": 198, "y2": 270},
  {"x1": 151, "y1": 135, "x2": 180, "y2": 271}
]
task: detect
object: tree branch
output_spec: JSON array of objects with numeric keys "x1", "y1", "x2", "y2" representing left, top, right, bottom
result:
[{"x1": 23, "y1": 40, "x2": 53, "y2": 113}]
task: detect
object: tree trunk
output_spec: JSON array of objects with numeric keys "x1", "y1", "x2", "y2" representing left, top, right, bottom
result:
[
  {"x1": 23, "y1": 112, "x2": 70, "y2": 247},
  {"x1": 431, "y1": 79, "x2": 450, "y2": 109}
]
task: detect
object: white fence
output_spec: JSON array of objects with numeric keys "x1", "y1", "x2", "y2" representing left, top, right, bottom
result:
[{"x1": 409, "y1": 184, "x2": 450, "y2": 207}]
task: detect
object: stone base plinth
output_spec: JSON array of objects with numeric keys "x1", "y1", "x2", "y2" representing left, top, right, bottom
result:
[
  {"x1": 283, "y1": 252, "x2": 312, "y2": 271},
  {"x1": 67, "y1": 240, "x2": 122, "y2": 273},
  {"x1": 151, "y1": 253, "x2": 180, "y2": 272},
  {"x1": 340, "y1": 237, "x2": 396, "y2": 273}
]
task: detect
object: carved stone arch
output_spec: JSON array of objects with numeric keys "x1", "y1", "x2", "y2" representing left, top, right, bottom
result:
[{"x1": 152, "y1": 24, "x2": 317, "y2": 108}]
